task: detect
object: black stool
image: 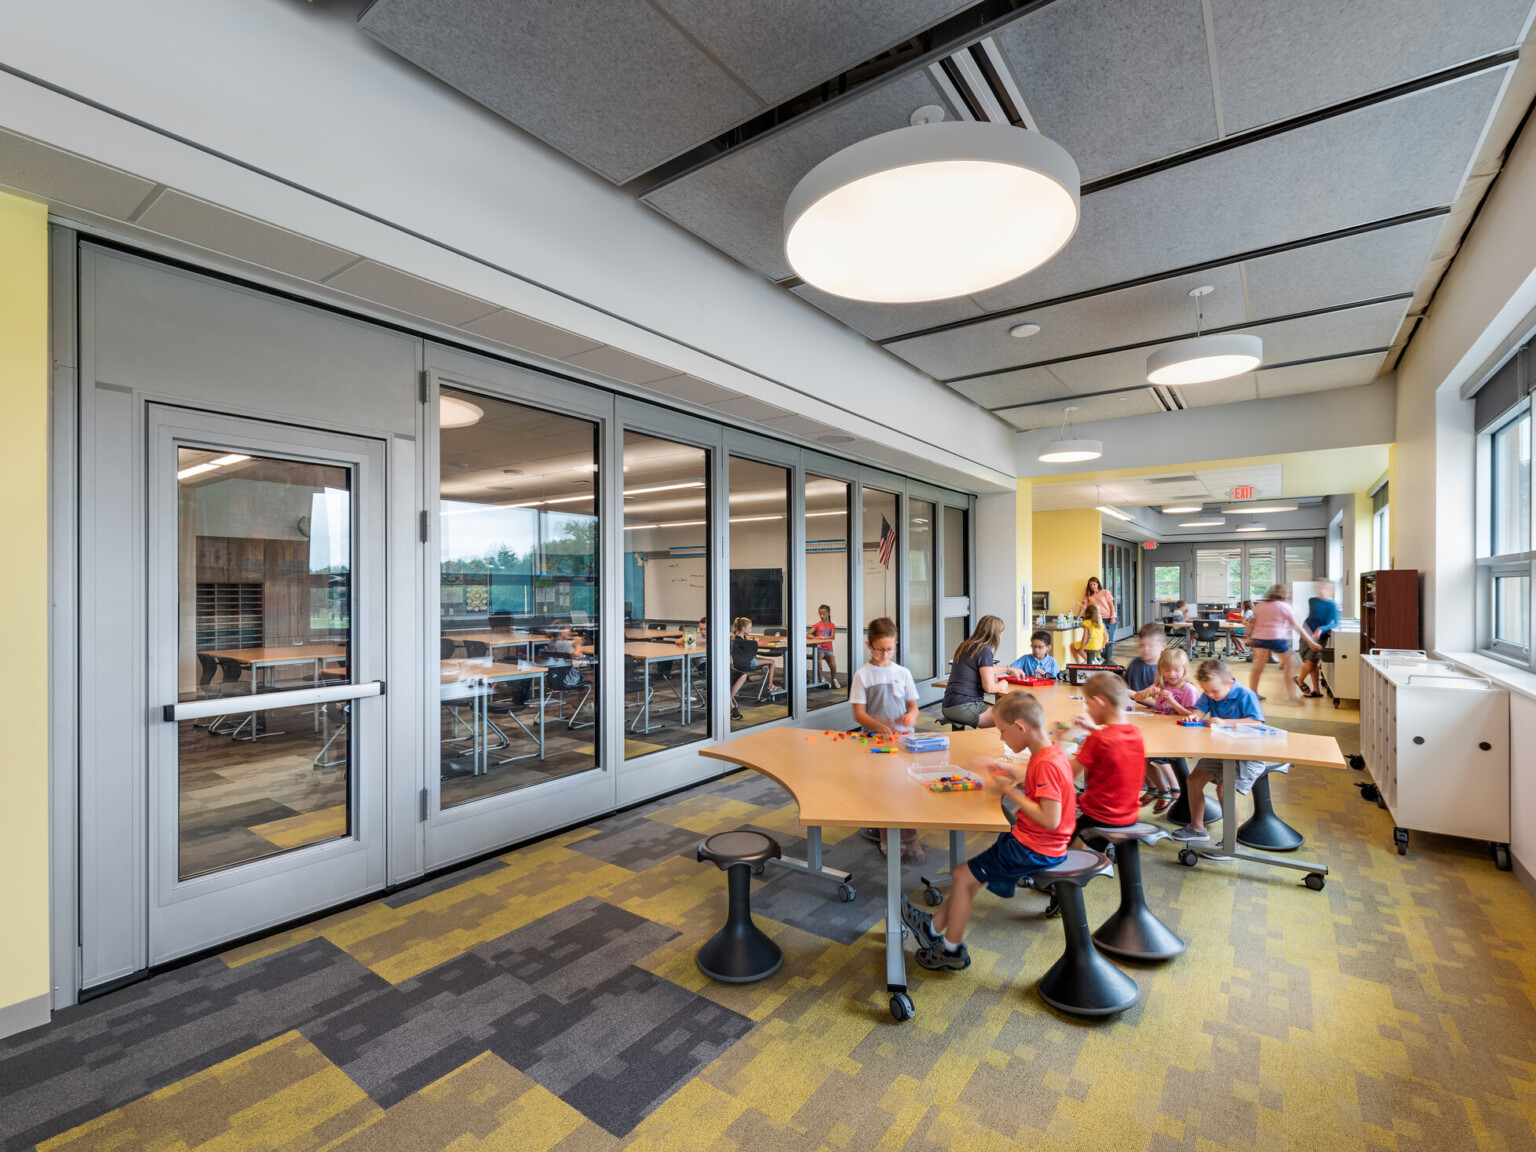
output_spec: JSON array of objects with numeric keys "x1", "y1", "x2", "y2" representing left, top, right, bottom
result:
[
  {"x1": 1033, "y1": 849, "x2": 1140, "y2": 1016},
  {"x1": 1079, "y1": 823, "x2": 1185, "y2": 961},
  {"x1": 1236, "y1": 765, "x2": 1303, "y2": 851},
  {"x1": 1164, "y1": 758, "x2": 1221, "y2": 827},
  {"x1": 696, "y1": 830, "x2": 782, "y2": 983}
]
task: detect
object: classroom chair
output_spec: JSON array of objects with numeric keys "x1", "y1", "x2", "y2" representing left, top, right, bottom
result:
[
  {"x1": 1078, "y1": 823, "x2": 1185, "y2": 962},
  {"x1": 695, "y1": 830, "x2": 782, "y2": 983},
  {"x1": 1235, "y1": 765, "x2": 1304, "y2": 851},
  {"x1": 1031, "y1": 850, "x2": 1141, "y2": 1016}
]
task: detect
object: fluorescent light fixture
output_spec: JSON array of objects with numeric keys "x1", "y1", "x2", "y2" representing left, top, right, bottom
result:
[
  {"x1": 439, "y1": 395, "x2": 483, "y2": 428},
  {"x1": 176, "y1": 463, "x2": 218, "y2": 480},
  {"x1": 1161, "y1": 505, "x2": 1202, "y2": 515},
  {"x1": 504, "y1": 494, "x2": 593, "y2": 508},
  {"x1": 784, "y1": 121, "x2": 1080, "y2": 302},
  {"x1": 624, "y1": 519, "x2": 706, "y2": 530},
  {"x1": 729, "y1": 515, "x2": 784, "y2": 523},
  {"x1": 1096, "y1": 505, "x2": 1134, "y2": 522},
  {"x1": 1179, "y1": 517, "x2": 1227, "y2": 527},
  {"x1": 805, "y1": 510, "x2": 847, "y2": 517},
  {"x1": 1145, "y1": 287, "x2": 1261, "y2": 385},
  {"x1": 1221, "y1": 502, "x2": 1297, "y2": 514},
  {"x1": 210, "y1": 454, "x2": 250, "y2": 467},
  {"x1": 1037, "y1": 406, "x2": 1102, "y2": 463},
  {"x1": 1234, "y1": 523, "x2": 1267, "y2": 532},
  {"x1": 623, "y1": 481, "x2": 705, "y2": 496}
]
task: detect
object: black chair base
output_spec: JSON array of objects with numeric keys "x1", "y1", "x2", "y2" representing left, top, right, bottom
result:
[
  {"x1": 696, "y1": 831, "x2": 783, "y2": 984},
  {"x1": 1164, "y1": 758, "x2": 1221, "y2": 827},
  {"x1": 1033, "y1": 851, "x2": 1140, "y2": 1016},
  {"x1": 1236, "y1": 771, "x2": 1304, "y2": 851},
  {"x1": 1080, "y1": 830, "x2": 1185, "y2": 962}
]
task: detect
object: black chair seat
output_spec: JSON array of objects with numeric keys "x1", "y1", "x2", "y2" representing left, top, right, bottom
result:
[
  {"x1": 698, "y1": 830, "x2": 780, "y2": 871},
  {"x1": 1079, "y1": 822, "x2": 1168, "y2": 846},
  {"x1": 1032, "y1": 848, "x2": 1113, "y2": 888}
]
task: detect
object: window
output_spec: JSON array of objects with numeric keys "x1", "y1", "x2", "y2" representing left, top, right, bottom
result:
[
  {"x1": 439, "y1": 391, "x2": 599, "y2": 805},
  {"x1": 1372, "y1": 505, "x2": 1391, "y2": 571},
  {"x1": 863, "y1": 487, "x2": 899, "y2": 642},
  {"x1": 1246, "y1": 546, "x2": 1276, "y2": 601},
  {"x1": 728, "y1": 456, "x2": 790, "y2": 730},
  {"x1": 908, "y1": 499, "x2": 935, "y2": 679},
  {"x1": 1153, "y1": 564, "x2": 1180, "y2": 602},
  {"x1": 1284, "y1": 545, "x2": 1315, "y2": 584},
  {"x1": 1480, "y1": 404, "x2": 1534, "y2": 666},
  {"x1": 941, "y1": 505, "x2": 970, "y2": 672},
  {"x1": 806, "y1": 475, "x2": 851, "y2": 707},
  {"x1": 1196, "y1": 548, "x2": 1241, "y2": 602}
]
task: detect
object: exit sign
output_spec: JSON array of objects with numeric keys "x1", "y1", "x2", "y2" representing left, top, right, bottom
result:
[
  {"x1": 1142, "y1": 541, "x2": 1158, "y2": 550},
  {"x1": 1231, "y1": 485, "x2": 1255, "y2": 500}
]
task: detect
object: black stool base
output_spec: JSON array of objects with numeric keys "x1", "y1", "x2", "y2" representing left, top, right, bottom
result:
[
  {"x1": 1093, "y1": 906, "x2": 1187, "y2": 961},
  {"x1": 1236, "y1": 774, "x2": 1304, "y2": 851},
  {"x1": 696, "y1": 923, "x2": 782, "y2": 984},
  {"x1": 1165, "y1": 759, "x2": 1221, "y2": 827},
  {"x1": 1037, "y1": 885, "x2": 1141, "y2": 1016}
]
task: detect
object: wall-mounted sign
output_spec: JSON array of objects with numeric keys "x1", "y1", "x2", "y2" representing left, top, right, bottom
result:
[
  {"x1": 1142, "y1": 541, "x2": 1158, "y2": 550},
  {"x1": 1230, "y1": 485, "x2": 1255, "y2": 500}
]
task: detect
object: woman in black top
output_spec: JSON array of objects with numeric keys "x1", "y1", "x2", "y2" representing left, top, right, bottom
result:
[{"x1": 942, "y1": 615, "x2": 1004, "y2": 729}]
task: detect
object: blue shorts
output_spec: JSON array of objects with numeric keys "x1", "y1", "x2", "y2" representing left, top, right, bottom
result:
[
  {"x1": 966, "y1": 833, "x2": 1066, "y2": 899},
  {"x1": 1251, "y1": 638, "x2": 1290, "y2": 653}
]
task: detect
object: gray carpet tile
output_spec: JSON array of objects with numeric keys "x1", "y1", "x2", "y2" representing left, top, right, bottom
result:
[
  {"x1": 379, "y1": 857, "x2": 510, "y2": 908},
  {"x1": 568, "y1": 812, "x2": 705, "y2": 871}
]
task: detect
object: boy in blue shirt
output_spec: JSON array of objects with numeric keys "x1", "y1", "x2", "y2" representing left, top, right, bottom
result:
[
  {"x1": 1011, "y1": 631, "x2": 1059, "y2": 679},
  {"x1": 1296, "y1": 581, "x2": 1341, "y2": 698},
  {"x1": 1170, "y1": 659, "x2": 1283, "y2": 843}
]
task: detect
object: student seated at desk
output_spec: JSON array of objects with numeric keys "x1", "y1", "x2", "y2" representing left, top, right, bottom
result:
[
  {"x1": 901, "y1": 690, "x2": 1073, "y2": 971},
  {"x1": 1226, "y1": 602, "x2": 1252, "y2": 656},
  {"x1": 1010, "y1": 631, "x2": 1059, "y2": 679},
  {"x1": 1131, "y1": 648, "x2": 1199, "y2": 812},
  {"x1": 942, "y1": 615, "x2": 1004, "y2": 728},
  {"x1": 674, "y1": 616, "x2": 707, "y2": 646},
  {"x1": 850, "y1": 617, "x2": 923, "y2": 862},
  {"x1": 1170, "y1": 600, "x2": 1190, "y2": 623},
  {"x1": 1123, "y1": 624, "x2": 1165, "y2": 692},
  {"x1": 729, "y1": 616, "x2": 776, "y2": 719},
  {"x1": 807, "y1": 603, "x2": 839, "y2": 686},
  {"x1": 1168, "y1": 659, "x2": 1273, "y2": 843},
  {"x1": 542, "y1": 620, "x2": 586, "y2": 690},
  {"x1": 1070, "y1": 604, "x2": 1107, "y2": 665}
]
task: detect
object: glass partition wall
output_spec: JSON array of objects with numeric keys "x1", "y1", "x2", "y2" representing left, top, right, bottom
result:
[
  {"x1": 907, "y1": 499, "x2": 935, "y2": 680},
  {"x1": 806, "y1": 475, "x2": 851, "y2": 709},
  {"x1": 728, "y1": 457, "x2": 791, "y2": 730},
  {"x1": 437, "y1": 390, "x2": 601, "y2": 807},
  {"x1": 622, "y1": 431, "x2": 711, "y2": 756},
  {"x1": 862, "y1": 488, "x2": 899, "y2": 649}
]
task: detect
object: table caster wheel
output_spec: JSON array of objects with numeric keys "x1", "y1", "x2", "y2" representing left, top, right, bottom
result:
[
  {"x1": 889, "y1": 993, "x2": 914, "y2": 1022},
  {"x1": 1178, "y1": 848, "x2": 1199, "y2": 867},
  {"x1": 1304, "y1": 872, "x2": 1325, "y2": 891},
  {"x1": 920, "y1": 877, "x2": 943, "y2": 907},
  {"x1": 837, "y1": 882, "x2": 857, "y2": 903},
  {"x1": 1493, "y1": 843, "x2": 1512, "y2": 872}
]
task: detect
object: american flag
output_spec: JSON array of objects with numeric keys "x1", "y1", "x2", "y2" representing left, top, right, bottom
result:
[{"x1": 877, "y1": 514, "x2": 895, "y2": 568}]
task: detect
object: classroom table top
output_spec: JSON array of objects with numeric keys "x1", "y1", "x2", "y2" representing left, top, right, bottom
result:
[
  {"x1": 626, "y1": 629, "x2": 684, "y2": 640},
  {"x1": 1164, "y1": 619, "x2": 1243, "y2": 630},
  {"x1": 203, "y1": 645, "x2": 348, "y2": 663},
  {"x1": 439, "y1": 658, "x2": 545, "y2": 684},
  {"x1": 625, "y1": 640, "x2": 694, "y2": 659},
  {"x1": 445, "y1": 630, "x2": 551, "y2": 645},
  {"x1": 700, "y1": 727, "x2": 1014, "y2": 832}
]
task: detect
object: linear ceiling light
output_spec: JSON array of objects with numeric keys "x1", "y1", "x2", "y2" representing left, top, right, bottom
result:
[
  {"x1": 1097, "y1": 505, "x2": 1134, "y2": 522},
  {"x1": 1037, "y1": 405, "x2": 1102, "y2": 464},
  {"x1": 177, "y1": 453, "x2": 252, "y2": 481},
  {"x1": 624, "y1": 519, "x2": 706, "y2": 530},
  {"x1": 505, "y1": 494, "x2": 593, "y2": 508},
  {"x1": 1161, "y1": 504, "x2": 1202, "y2": 514},
  {"x1": 623, "y1": 481, "x2": 705, "y2": 496},
  {"x1": 1179, "y1": 517, "x2": 1227, "y2": 528},
  {"x1": 439, "y1": 395, "x2": 484, "y2": 428},
  {"x1": 784, "y1": 119, "x2": 1080, "y2": 303},
  {"x1": 1146, "y1": 287, "x2": 1262, "y2": 385},
  {"x1": 1234, "y1": 523, "x2": 1267, "y2": 532},
  {"x1": 1221, "y1": 502, "x2": 1297, "y2": 514}
]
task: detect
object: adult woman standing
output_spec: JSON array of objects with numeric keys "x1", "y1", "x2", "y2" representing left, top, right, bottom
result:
[
  {"x1": 942, "y1": 615, "x2": 1005, "y2": 729},
  {"x1": 1248, "y1": 584, "x2": 1317, "y2": 705},
  {"x1": 1078, "y1": 577, "x2": 1116, "y2": 634}
]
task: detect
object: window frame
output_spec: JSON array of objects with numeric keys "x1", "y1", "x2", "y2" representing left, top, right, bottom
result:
[{"x1": 1477, "y1": 401, "x2": 1536, "y2": 670}]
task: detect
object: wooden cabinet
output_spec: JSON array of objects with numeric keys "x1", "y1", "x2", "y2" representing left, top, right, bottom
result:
[{"x1": 1360, "y1": 569, "x2": 1419, "y2": 653}]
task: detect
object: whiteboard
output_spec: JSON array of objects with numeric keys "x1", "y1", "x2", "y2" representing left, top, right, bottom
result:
[{"x1": 644, "y1": 555, "x2": 707, "y2": 621}]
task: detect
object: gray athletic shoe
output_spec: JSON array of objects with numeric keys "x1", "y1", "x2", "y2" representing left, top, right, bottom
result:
[
  {"x1": 900, "y1": 897, "x2": 939, "y2": 952},
  {"x1": 1170, "y1": 824, "x2": 1211, "y2": 842},
  {"x1": 915, "y1": 942, "x2": 971, "y2": 971}
]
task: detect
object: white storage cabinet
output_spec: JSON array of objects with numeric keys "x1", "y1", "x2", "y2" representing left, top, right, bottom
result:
[
  {"x1": 1358, "y1": 653, "x2": 1511, "y2": 869},
  {"x1": 1325, "y1": 625, "x2": 1360, "y2": 705}
]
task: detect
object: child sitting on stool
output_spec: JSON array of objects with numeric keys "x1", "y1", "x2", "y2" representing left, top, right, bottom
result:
[
  {"x1": 1011, "y1": 630, "x2": 1059, "y2": 679},
  {"x1": 1169, "y1": 659, "x2": 1274, "y2": 843},
  {"x1": 901, "y1": 690, "x2": 1074, "y2": 971}
]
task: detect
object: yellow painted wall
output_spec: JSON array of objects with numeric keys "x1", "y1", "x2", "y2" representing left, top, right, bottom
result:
[
  {"x1": 1031, "y1": 508, "x2": 1102, "y2": 617},
  {"x1": 0, "y1": 190, "x2": 51, "y2": 1023}
]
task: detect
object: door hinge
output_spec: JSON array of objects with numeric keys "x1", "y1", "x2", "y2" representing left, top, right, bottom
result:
[
  {"x1": 419, "y1": 370, "x2": 432, "y2": 404},
  {"x1": 420, "y1": 510, "x2": 430, "y2": 543}
]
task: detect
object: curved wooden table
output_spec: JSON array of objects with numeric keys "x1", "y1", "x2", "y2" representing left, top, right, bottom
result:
[{"x1": 701, "y1": 727, "x2": 1010, "y2": 1018}]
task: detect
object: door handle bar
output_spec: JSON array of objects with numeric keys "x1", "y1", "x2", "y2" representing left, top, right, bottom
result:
[{"x1": 163, "y1": 680, "x2": 383, "y2": 722}]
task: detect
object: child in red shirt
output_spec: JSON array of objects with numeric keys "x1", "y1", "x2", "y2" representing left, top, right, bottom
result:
[
  {"x1": 902, "y1": 690, "x2": 1073, "y2": 971},
  {"x1": 1070, "y1": 672, "x2": 1147, "y2": 841}
]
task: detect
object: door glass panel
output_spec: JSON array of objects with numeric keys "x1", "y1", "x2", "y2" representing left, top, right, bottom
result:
[
  {"x1": 1284, "y1": 544, "x2": 1315, "y2": 584},
  {"x1": 943, "y1": 616, "x2": 969, "y2": 672},
  {"x1": 623, "y1": 431, "x2": 709, "y2": 756},
  {"x1": 862, "y1": 487, "x2": 899, "y2": 643},
  {"x1": 176, "y1": 447, "x2": 352, "y2": 880},
  {"x1": 806, "y1": 474, "x2": 850, "y2": 708},
  {"x1": 438, "y1": 389, "x2": 600, "y2": 807},
  {"x1": 1196, "y1": 547, "x2": 1241, "y2": 604},
  {"x1": 943, "y1": 507, "x2": 967, "y2": 598},
  {"x1": 1247, "y1": 546, "x2": 1277, "y2": 601},
  {"x1": 729, "y1": 457, "x2": 790, "y2": 730},
  {"x1": 1154, "y1": 564, "x2": 1180, "y2": 602},
  {"x1": 908, "y1": 499, "x2": 935, "y2": 679}
]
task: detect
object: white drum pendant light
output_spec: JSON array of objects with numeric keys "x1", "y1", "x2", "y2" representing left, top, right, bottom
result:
[
  {"x1": 784, "y1": 119, "x2": 1080, "y2": 303},
  {"x1": 1146, "y1": 286, "x2": 1262, "y2": 385},
  {"x1": 1037, "y1": 406, "x2": 1102, "y2": 464}
]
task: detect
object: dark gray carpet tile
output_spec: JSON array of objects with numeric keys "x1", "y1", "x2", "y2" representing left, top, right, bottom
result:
[
  {"x1": 0, "y1": 938, "x2": 385, "y2": 1149},
  {"x1": 569, "y1": 815, "x2": 704, "y2": 871},
  {"x1": 177, "y1": 798, "x2": 299, "y2": 836},
  {"x1": 699, "y1": 769, "x2": 794, "y2": 807},
  {"x1": 379, "y1": 858, "x2": 510, "y2": 908}
]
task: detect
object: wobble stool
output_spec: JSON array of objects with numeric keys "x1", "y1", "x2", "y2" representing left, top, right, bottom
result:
[{"x1": 695, "y1": 830, "x2": 783, "y2": 983}]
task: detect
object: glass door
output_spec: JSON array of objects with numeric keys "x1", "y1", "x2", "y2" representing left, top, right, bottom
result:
[{"x1": 148, "y1": 408, "x2": 387, "y2": 964}]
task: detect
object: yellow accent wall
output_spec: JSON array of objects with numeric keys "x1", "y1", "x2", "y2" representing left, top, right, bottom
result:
[
  {"x1": 1031, "y1": 508, "x2": 1102, "y2": 618},
  {"x1": 0, "y1": 190, "x2": 50, "y2": 1023}
]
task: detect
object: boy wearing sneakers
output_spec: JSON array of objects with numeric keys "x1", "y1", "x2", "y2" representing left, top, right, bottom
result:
[
  {"x1": 902, "y1": 691, "x2": 1073, "y2": 971},
  {"x1": 1170, "y1": 659, "x2": 1271, "y2": 844},
  {"x1": 850, "y1": 617, "x2": 924, "y2": 862}
]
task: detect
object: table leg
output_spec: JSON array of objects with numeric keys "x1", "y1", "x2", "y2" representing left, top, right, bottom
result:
[
  {"x1": 949, "y1": 830, "x2": 967, "y2": 878},
  {"x1": 1194, "y1": 759, "x2": 1330, "y2": 877},
  {"x1": 769, "y1": 825, "x2": 853, "y2": 895},
  {"x1": 537, "y1": 675, "x2": 546, "y2": 761},
  {"x1": 885, "y1": 827, "x2": 907, "y2": 994}
]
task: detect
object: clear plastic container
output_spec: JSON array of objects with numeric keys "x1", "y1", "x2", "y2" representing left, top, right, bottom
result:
[{"x1": 907, "y1": 765, "x2": 986, "y2": 792}]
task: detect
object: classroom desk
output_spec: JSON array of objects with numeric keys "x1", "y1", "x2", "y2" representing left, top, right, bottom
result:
[
  {"x1": 624, "y1": 641, "x2": 694, "y2": 730},
  {"x1": 1164, "y1": 619, "x2": 1242, "y2": 656},
  {"x1": 203, "y1": 644, "x2": 350, "y2": 739},
  {"x1": 701, "y1": 726, "x2": 1011, "y2": 1021},
  {"x1": 440, "y1": 658, "x2": 547, "y2": 774},
  {"x1": 445, "y1": 630, "x2": 551, "y2": 659},
  {"x1": 626, "y1": 628, "x2": 684, "y2": 641}
]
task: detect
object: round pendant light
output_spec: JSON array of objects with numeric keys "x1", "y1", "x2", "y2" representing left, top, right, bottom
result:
[
  {"x1": 439, "y1": 395, "x2": 484, "y2": 428},
  {"x1": 1146, "y1": 287, "x2": 1262, "y2": 385},
  {"x1": 784, "y1": 120, "x2": 1080, "y2": 303},
  {"x1": 1037, "y1": 406, "x2": 1102, "y2": 464}
]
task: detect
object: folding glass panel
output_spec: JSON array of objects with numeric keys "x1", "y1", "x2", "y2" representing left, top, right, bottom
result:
[
  {"x1": 943, "y1": 506, "x2": 968, "y2": 598},
  {"x1": 862, "y1": 487, "x2": 899, "y2": 643},
  {"x1": 1284, "y1": 544, "x2": 1315, "y2": 584},
  {"x1": 1196, "y1": 547, "x2": 1241, "y2": 603},
  {"x1": 622, "y1": 431, "x2": 710, "y2": 756},
  {"x1": 1247, "y1": 546, "x2": 1277, "y2": 601},
  {"x1": 806, "y1": 474, "x2": 851, "y2": 708},
  {"x1": 728, "y1": 457, "x2": 790, "y2": 729},
  {"x1": 438, "y1": 389, "x2": 599, "y2": 807},
  {"x1": 907, "y1": 499, "x2": 935, "y2": 680}
]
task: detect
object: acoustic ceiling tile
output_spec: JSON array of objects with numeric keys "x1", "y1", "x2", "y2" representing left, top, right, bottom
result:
[
  {"x1": 947, "y1": 367, "x2": 1074, "y2": 410},
  {"x1": 1256, "y1": 352, "x2": 1387, "y2": 399},
  {"x1": 645, "y1": 374, "x2": 746, "y2": 406},
  {"x1": 970, "y1": 68, "x2": 1508, "y2": 312},
  {"x1": 790, "y1": 284, "x2": 986, "y2": 342},
  {"x1": 135, "y1": 191, "x2": 357, "y2": 282},
  {"x1": 1041, "y1": 345, "x2": 1152, "y2": 394},
  {"x1": 324, "y1": 260, "x2": 497, "y2": 327},
  {"x1": 460, "y1": 309, "x2": 603, "y2": 359},
  {"x1": 642, "y1": 69, "x2": 950, "y2": 281},
  {"x1": 1174, "y1": 375, "x2": 1259, "y2": 408},
  {"x1": 0, "y1": 128, "x2": 158, "y2": 219},
  {"x1": 1210, "y1": 0, "x2": 1534, "y2": 134},
  {"x1": 1243, "y1": 298, "x2": 1408, "y2": 366},
  {"x1": 989, "y1": 0, "x2": 1219, "y2": 182},
  {"x1": 1240, "y1": 216, "x2": 1445, "y2": 319},
  {"x1": 887, "y1": 264, "x2": 1245, "y2": 380},
  {"x1": 707, "y1": 395, "x2": 795, "y2": 421},
  {"x1": 359, "y1": 0, "x2": 760, "y2": 184},
  {"x1": 563, "y1": 346, "x2": 681, "y2": 385},
  {"x1": 653, "y1": 0, "x2": 973, "y2": 107},
  {"x1": 1001, "y1": 389, "x2": 1163, "y2": 430}
]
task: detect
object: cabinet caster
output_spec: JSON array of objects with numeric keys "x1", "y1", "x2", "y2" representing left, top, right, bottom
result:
[
  {"x1": 1394, "y1": 827, "x2": 1409, "y2": 856},
  {"x1": 1492, "y1": 843, "x2": 1512, "y2": 872},
  {"x1": 1178, "y1": 848, "x2": 1199, "y2": 867},
  {"x1": 837, "y1": 882, "x2": 857, "y2": 903},
  {"x1": 1347, "y1": 754, "x2": 1365, "y2": 771},
  {"x1": 889, "y1": 992, "x2": 914, "y2": 1022},
  {"x1": 1304, "y1": 872, "x2": 1326, "y2": 891},
  {"x1": 1356, "y1": 782, "x2": 1379, "y2": 803}
]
